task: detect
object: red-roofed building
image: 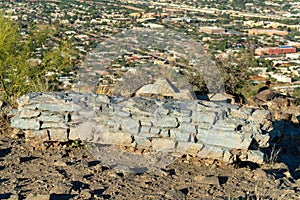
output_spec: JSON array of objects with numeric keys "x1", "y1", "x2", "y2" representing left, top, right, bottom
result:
[{"x1": 255, "y1": 46, "x2": 296, "y2": 56}]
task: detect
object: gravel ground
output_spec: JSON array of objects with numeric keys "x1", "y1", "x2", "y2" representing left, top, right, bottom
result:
[{"x1": 0, "y1": 133, "x2": 299, "y2": 200}]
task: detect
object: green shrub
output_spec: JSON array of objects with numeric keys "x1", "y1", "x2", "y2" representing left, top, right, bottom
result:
[
  {"x1": 0, "y1": 14, "x2": 74, "y2": 104},
  {"x1": 293, "y1": 87, "x2": 300, "y2": 104}
]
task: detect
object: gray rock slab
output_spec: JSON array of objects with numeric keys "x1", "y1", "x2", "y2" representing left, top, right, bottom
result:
[
  {"x1": 78, "y1": 110, "x2": 97, "y2": 118},
  {"x1": 140, "y1": 126, "x2": 150, "y2": 134},
  {"x1": 139, "y1": 117, "x2": 152, "y2": 127},
  {"x1": 155, "y1": 106, "x2": 170, "y2": 115},
  {"x1": 38, "y1": 103, "x2": 81, "y2": 112},
  {"x1": 170, "y1": 129, "x2": 192, "y2": 142},
  {"x1": 178, "y1": 122, "x2": 197, "y2": 134},
  {"x1": 96, "y1": 131, "x2": 133, "y2": 145},
  {"x1": 39, "y1": 114, "x2": 64, "y2": 123},
  {"x1": 23, "y1": 103, "x2": 39, "y2": 110},
  {"x1": 192, "y1": 111, "x2": 217, "y2": 124},
  {"x1": 48, "y1": 129, "x2": 68, "y2": 141},
  {"x1": 19, "y1": 109, "x2": 41, "y2": 119},
  {"x1": 242, "y1": 124, "x2": 261, "y2": 134},
  {"x1": 121, "y1": 107, "x2": 150, "y2": 116},
  {"x1": 11, "y1": 117, "x2": 41, "y2": 130},
  {"x1": 24, "y1": 129, "x2": 49, "y2": 141},
  {"x1": 160, "y1": 128, "x2": 170, "y2": 137},
  {"x1": 150, "y1": 127, "x2": 160, "y2": 134},
  {"x1": 240, "y1": 150, "x2": 265, "y2": 164},
  {"x1": 223, "y1": 150, "x2": 234, "y2": 163},
  {"x1": 17, "y1": 92, "x2": 42, "y2": 107},
  {"x1": 135, "y1": 137, "x2": 152, "y2": 149},
  {"x1": 8, "y1": 109, "x2": 18, "y2": 117},
  {"x1": 41, "y1": 122, "x2": 68, "y2": 129},
  {"x1": 213, "y1": 119, "x2": 245, "y2": 131},
  {"x1": 196, "y1": 122, "x2": 212, "y2": 130},
  {"x1": 120, "y1": 117, "x2": 140, "y2": 134},
  {"x1": 239, "y1": 107, "x2": 254, "y2": 117},
  {"x1": 248, "y1": 110, "x2": 271, "y2": 123},
  {"x1": 70, "y1": 113, "x2": 84, "y2": 124},
  {"x1": 115, "y1": 109, "x2": 131, "y2": 117},
  {"x1": 197, "y1": 129, "x2": 252, "y2": 150},
  {"x1": 95, "y1": 94, "x2": 110, "y2": 104},
  {"x1": 197, "y1": 144, "x2": 225, "y2": 160},
  {"x1": 176, "y1": 142, "x2": 203, "y2": 155},
  {"x1": 152, "y1": 138, "x2": 176, "y2": 152},
  {"x1": 151, "y1": 116, "x2": 178, "y2": 128},
  {"x1": 177, "y1": 116, "x2": 192, "y2": 123},
  {"x1": 69, "y1": 120, "x2": 99, "y2": 141},
  {"x1": 173, "y1": 109, "x2": 192, "y2": 117},
  {"x1": 253, "y1": 134, "x2": 270, "y2": 148}
]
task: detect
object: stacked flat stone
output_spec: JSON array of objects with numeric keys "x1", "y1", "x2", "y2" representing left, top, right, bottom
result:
[{"x1": 10, "y1": 92, "x2": 273, "y2": 164}]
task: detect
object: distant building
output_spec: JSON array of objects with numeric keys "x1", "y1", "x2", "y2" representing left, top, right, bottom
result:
[
  {"x1": 114, "y1": 18, "x2": 131, "y2": 22},
  {"x1": 137, "y1": 18, "x2": 156, "y2": 23},
  {"x1": 226, "y1": 29, "x2": 244, "y2": 36},
  {"x1": 162, "y1": 8, "x2": 185, "y2": 13},
  {"x1": 287, "y1": 42, "x2": 300, "y2": 48},
  {"x1": 129, "y1": 12, "x2": 140, "y2": 18},
  {"x1": 248, "y1": 29, "x2": 288, "y2": 36},
  {"x1": 255, "y1": 46, "x2": 296, "y2": 56},
  {"x1": 141, "y1": 23, "x2": 164, "y2": 29},
  {"x1": 199, "y1": 26, "x2": 225, "y2": 34},
  {"x1": 286, "y1": 53, "x2": 300, "y2": 60},
  {"x1": 271, "y1": 74, "x2": 292, "y2": 83},
  {"x1": 141, "y1": 13, "x2": 156, "y2": 18},
  {"x1": 250, "y1": 75, "x2": 267, "y2": 82}
]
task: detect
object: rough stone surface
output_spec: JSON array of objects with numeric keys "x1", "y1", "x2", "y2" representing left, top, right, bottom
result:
[
  {"x1": 19, "y1": 109, "x2": 41, "y2": 119},
  {"x1": 196, "y1": 129, "x2": 252, "y2": 150},
  {"x1": 193, "y1": 175, "x2": 220, "y2": 185},
  {"x1": 152, "y1": 138, "x2": 176, "y2": 151},
  {"x1": 24, "y1": 129, "x2": 49, "y2": 141},
  {"x1": 120, "y1": 118, "x2": 140, "y2": 134},
  {"x1": 241, "y1": 150, "x2": 265, "y2": 164},
  {"x1": 198, "y1": 144, "x2": 225, "y2": 160},
  {"x1": 25, "y1": 194, "x2": 50, "y2": 200},
  {"x1": 48, "y1": 129, "x2": 68, "y2": 141},
  {"x1": 170, "y1": 129, "x2": 192, "y2": 142},
  {"x1": 11, "y1": 117, "x2": 41, "y2": 130},
  {"x1": 192, "y1": 111, "x2": 217, "y2": 124},
  {"x1": 176, "y1": 142, "x2": 203, "y2": 154},
  {"x1": 151, "y1": 116, "x2": 178, "y2": 128},
  {"x1": 10, "y1": 92, "x2": 276, "y2": 164}
]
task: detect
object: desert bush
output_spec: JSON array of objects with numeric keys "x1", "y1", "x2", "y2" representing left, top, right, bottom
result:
[
  {"x1": 214, "y1": 52, "x2": 257, "y2": 96},
  {"x1": 292, "y1": 87, "x2": 300, "y2": 104},
  {"x1": 0, "y1": 14, "x2": 74, "y2": 103}
]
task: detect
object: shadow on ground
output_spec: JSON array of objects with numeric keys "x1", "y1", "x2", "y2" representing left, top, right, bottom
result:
[{"x1": 267, "y1": 118, "x2": 300, "y2": 179}]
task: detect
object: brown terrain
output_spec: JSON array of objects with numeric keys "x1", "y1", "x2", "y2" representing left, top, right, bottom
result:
[
  {"x1": 0, "y1": 133, "x2": 299, "y2": 200},
  {"x1": 0, "y1": 90, "x2": 300, "y2": 200}
]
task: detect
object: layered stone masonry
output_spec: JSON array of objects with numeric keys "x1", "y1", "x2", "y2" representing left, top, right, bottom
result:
[{"x1": 11, "y1": 92, "x2": 273, "y2": 164}]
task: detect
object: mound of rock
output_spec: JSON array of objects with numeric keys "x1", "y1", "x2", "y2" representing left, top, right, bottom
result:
[
  {"x1": 249, "y1": 89, "x2": 299, "y2": 124},
  {"x1": 8, "y1": 92, "x2": 282, "y2": 165},
  {"x1": 246, "y1": 89, "x2": 300, "y2": 161}
]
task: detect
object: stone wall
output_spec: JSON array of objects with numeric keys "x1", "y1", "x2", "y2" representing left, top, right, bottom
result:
[{"x1": 10, "y1": 92, "x2": 274, "y2": 164}]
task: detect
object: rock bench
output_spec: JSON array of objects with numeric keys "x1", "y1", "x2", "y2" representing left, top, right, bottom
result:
[{"x1": 10, "y1": 92, "x2": 274, "y2": 164}]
